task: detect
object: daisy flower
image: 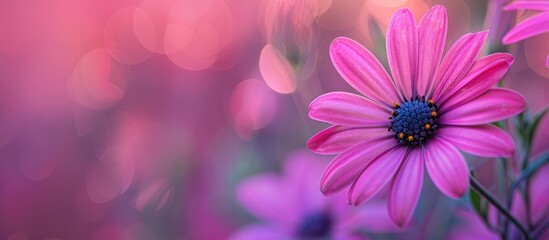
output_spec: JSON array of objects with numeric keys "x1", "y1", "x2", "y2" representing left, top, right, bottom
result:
[
  {"x1": 502, "y1": 1, "x2": 549, "y2": 67},
  {"x1": 308, "y1": 5, "x2": 526, "y2": 226},
  {"x1": 230, "y1": 150, "x2": 396, "y2": 240}
]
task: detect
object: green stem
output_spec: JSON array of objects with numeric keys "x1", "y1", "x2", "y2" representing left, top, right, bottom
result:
[
  {"x1": 511, "y1": 151, "x2": 549, "y2": 191},
  {"x1": 470, "y1": 175, "x2": 530, "y2": 240},
  {"x1": 497, "y1": 158, "x2": 509, "y2": 238},
  {"x1": 514, "y1": 152, "x2": 549, "y2": 230},
  {"x1": 524, "y1": 180, "x2": 533, "y2": 229}
]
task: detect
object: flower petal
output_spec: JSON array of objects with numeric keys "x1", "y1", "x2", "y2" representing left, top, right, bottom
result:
[
  {"x1": 321, "y1": 137, "x2": 396, "y2": 196},
  {"x1": 503, "y1": 12, "x2": 549, "y2": 44},
  {"x1": 329, "y1": 233, "x2": 365, "y2": 240},
  {"x1": 228, "y1": 224, "x2": 290, "y2": 240},
  {"x1": 437, "y1": 124, "x2": 515, "y2": 157},
  {"x1": 504, "y1": 1, "x2": 549, "y2": 12},
  {"x1": 417, "y1": 5, "x2": 447, "y2": 97},
  {"x1": 330, "y1": 37, "x2": 401, "y2": 107},
  {"x1": 446, "y1": 209, "x2": 500, "y2": 240},
  {"x1": 386, "y1": 8, "x2": 418, "y2": 99},
  {"x1": 441, "y1": 53, "x2": 514, "y2": 108},
  {"x1": 352, "y1": 200, "x2": 400, "y2": 232},
  {"x1": 441, "y1": 88, "x2": 525, "y2": 125},
  {"x1": 308, "y1": 125, "x2": 390, "y2": 155},
  {"x1": 283, "y1": 150, "x2": 330, "y2": 213},
  {"x1": 348, "y1": 147, "x2": 407, "y2": 206},
  {"x1": 237, "y1": 174, "x2": 300, "y2": 225},
  {"x1": 309, "y1": 92, "x2": 391, "y2": 127},
  {"x1": 530, "y1": 164, "x2": 549, "y2": 223},
  {"x1": 424, "y1": 138, "x2": 469, "y2": 198},
  {"x1": 431, "y1": 31, "x2": 488, "y2": 100},
  {"x1": 388, "y1": 148, "x2": 423, "y2": 226}
]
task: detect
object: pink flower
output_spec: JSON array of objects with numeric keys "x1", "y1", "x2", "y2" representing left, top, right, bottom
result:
[
  {"x1": 502, "y1": 1, "x2": 549, "y2": 67},
  {"x1": 308, "y1": 5, "x2": 526, "y2": 226},
  {"x1": 230, "y1": 150, "x2": 396, "y2": 240}
]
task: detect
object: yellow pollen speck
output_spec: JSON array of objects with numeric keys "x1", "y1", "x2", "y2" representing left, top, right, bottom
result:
[
  {"x1": 431, "y1": 111, "x2": 437, "y2": 117},
  {"x1": 399, "y1": 133, "x2": 405, "y2": 139},
  {"x1": 393, "y1": 102, "x2": 400, "y2": 108},
  {"x1": 425, "y1": 124, "x2": 431, "y2": 130},
  {"x1": 428, "y1": 99, "x2": 435, "y2": 105},
  {"x1": 407, "y1": 135, "x2": 414, "y2": 142}
]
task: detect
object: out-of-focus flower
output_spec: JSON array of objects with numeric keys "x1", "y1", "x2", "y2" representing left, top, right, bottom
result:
[
  {"x1": 230, "y1": 150, "x2": 396, "y2": 240},
  {"x1": 484, "y1": 0, "x2": 514, "y2": 52},
  {"x1": 258, "y1": 0, "x2": 320, "y2": 94},
  {"x1": 503, "y1": 1, "x2": 549, "y2": 67},
  {"x1": 308, "y1": 5, "x2": 526, "y2": 226},
  {"x1": 513, "y1": 163, "x2": 549, "y2": 239},
  {"x1": 446, "y1": 208, "x2": 500, "y2": 240}
]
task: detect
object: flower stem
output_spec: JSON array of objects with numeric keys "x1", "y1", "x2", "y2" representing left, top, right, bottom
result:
[
  {"x1": 497, "y1": 158, "x2": 509, "y2": 237},
  {"x1": 511, "y1": 151, "x2": 549, "y2": 191},
  {"x1": 469, "y1": 175, "x2": 530, "y2": 240},
  {"x1": 507, "y1": 150, "x2": 549, "y2": 231}
]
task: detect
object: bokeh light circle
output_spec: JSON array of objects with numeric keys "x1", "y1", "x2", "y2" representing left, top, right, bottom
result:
[
  {"x1": 104, "y1": 7, "x2": 153, "y2": 65},
  {"x1": 86, "y1": 146, "x2": 135, "y2": 204},
  {"x1": 68, "y1": 49, "x2": 128, "y2": 110},
  {"x1": 259, "y1": 44, "x2": 297, "y2": 94},
  {"x1": 230, "y1": 79, "x2": 277, "y2": 139}
]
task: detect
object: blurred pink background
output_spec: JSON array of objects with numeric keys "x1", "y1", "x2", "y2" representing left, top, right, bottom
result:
[{"x1": 0, "y1": 0, "x2": 548, "y2": 239}]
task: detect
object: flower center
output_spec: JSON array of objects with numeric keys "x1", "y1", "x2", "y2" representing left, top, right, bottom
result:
[
  {"x1": 388, "y1": 96, "x2": 439, "y2": 147},
  {"x1": 297, "y1": 212, "x2": 332, "y2": 238}
]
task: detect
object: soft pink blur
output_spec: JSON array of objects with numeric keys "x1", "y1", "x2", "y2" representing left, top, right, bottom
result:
[{"x1": 0, "y1": 0, "x2": 547, "y2": 239}]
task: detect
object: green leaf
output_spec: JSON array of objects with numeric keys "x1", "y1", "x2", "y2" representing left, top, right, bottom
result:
[
  {"x1": 470, "y1": 188, "x2": 487, "y2": 219},
  {"x1": 525, "y1": 108, "x2": 548, "y2": 147},
  {"x1": 493, "y1": 121, "x2": 504, "y2": 129},
  {"x1": 513, "y1": 112, "x2": 527, "y2": 141}
]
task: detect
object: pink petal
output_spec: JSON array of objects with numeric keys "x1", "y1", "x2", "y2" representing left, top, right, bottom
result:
[
  {"x1": 441, "y1": 88, "x2": 525, "y2": 125},
  {"x1": 348, "y1": 147, "x2": 407, "y2": 206},
  {"x1": 321, "y1": 137, "x2": 396, "y2": 196},
  {"x1": 441, "y1": 53, "x2": 514, "y2": 108},
  {"x1": 352, "y1": 200, "x2": 399, "y2": 232},
  {"x1": 446, "y1": 209, "x2": 500, "y2": 240},
  {"x1": 503, "y1": 12, "x2": 549, "y2": 44},
  {"x1": 330, "y1": 37, "x2": 401, "y2": 107},
  {"x1": 228, "y1": 224, "x2": 290, "y2": 240},
  {"x1": 237, "y1": 174, "x2": 300, "y2": 225},
  {"x1": 388, "y1": 148, "x2": 423, "y2": 226},
  {"x1": 504, "y1": 1, "x2": 549, "y2": 11},
  {"x1": 437, "y1": 125, "x2": 515, "y2": 157},
  {"x1": 530, "y1": 164, "x2": 549, "y2": 223},
  {"x1": 259, "y1": 44, "x2": 297, "y2": 94},
  {"x1": 424, "y1": 138, "x2": 469, "y2": 198},
  {"x1": 386, "y1": 8, "x2": 418, "y2": 99},
  {"x1": 416, "y1": 5, "x2": 448, "y2": 97},
  {"x1": 308, "y1": 125, "x2": 390, "y2": 155},
  {"x1": 330, "y1": 233, "x2": 367, "y2": 240},
  {"x1": 546, "y1": 54, "x2": 549, "y2": 68},
  {"x1": 431, "y1": 31, "x2": 488, "y2": 100},
  {"x1": 309, "y1": 92, "x2": 391, "y2": 127},
  {"x1": 282, "y1": 150, "x2": 328, "y2": 213}
]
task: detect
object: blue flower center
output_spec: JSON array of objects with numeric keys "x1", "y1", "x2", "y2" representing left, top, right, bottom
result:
[
  {"x1": 297, "y1": 212, "x2": 332, "y2": 238},
  {"x1": 389, "y1": 96, "x2": 439, "y2": 147}
]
